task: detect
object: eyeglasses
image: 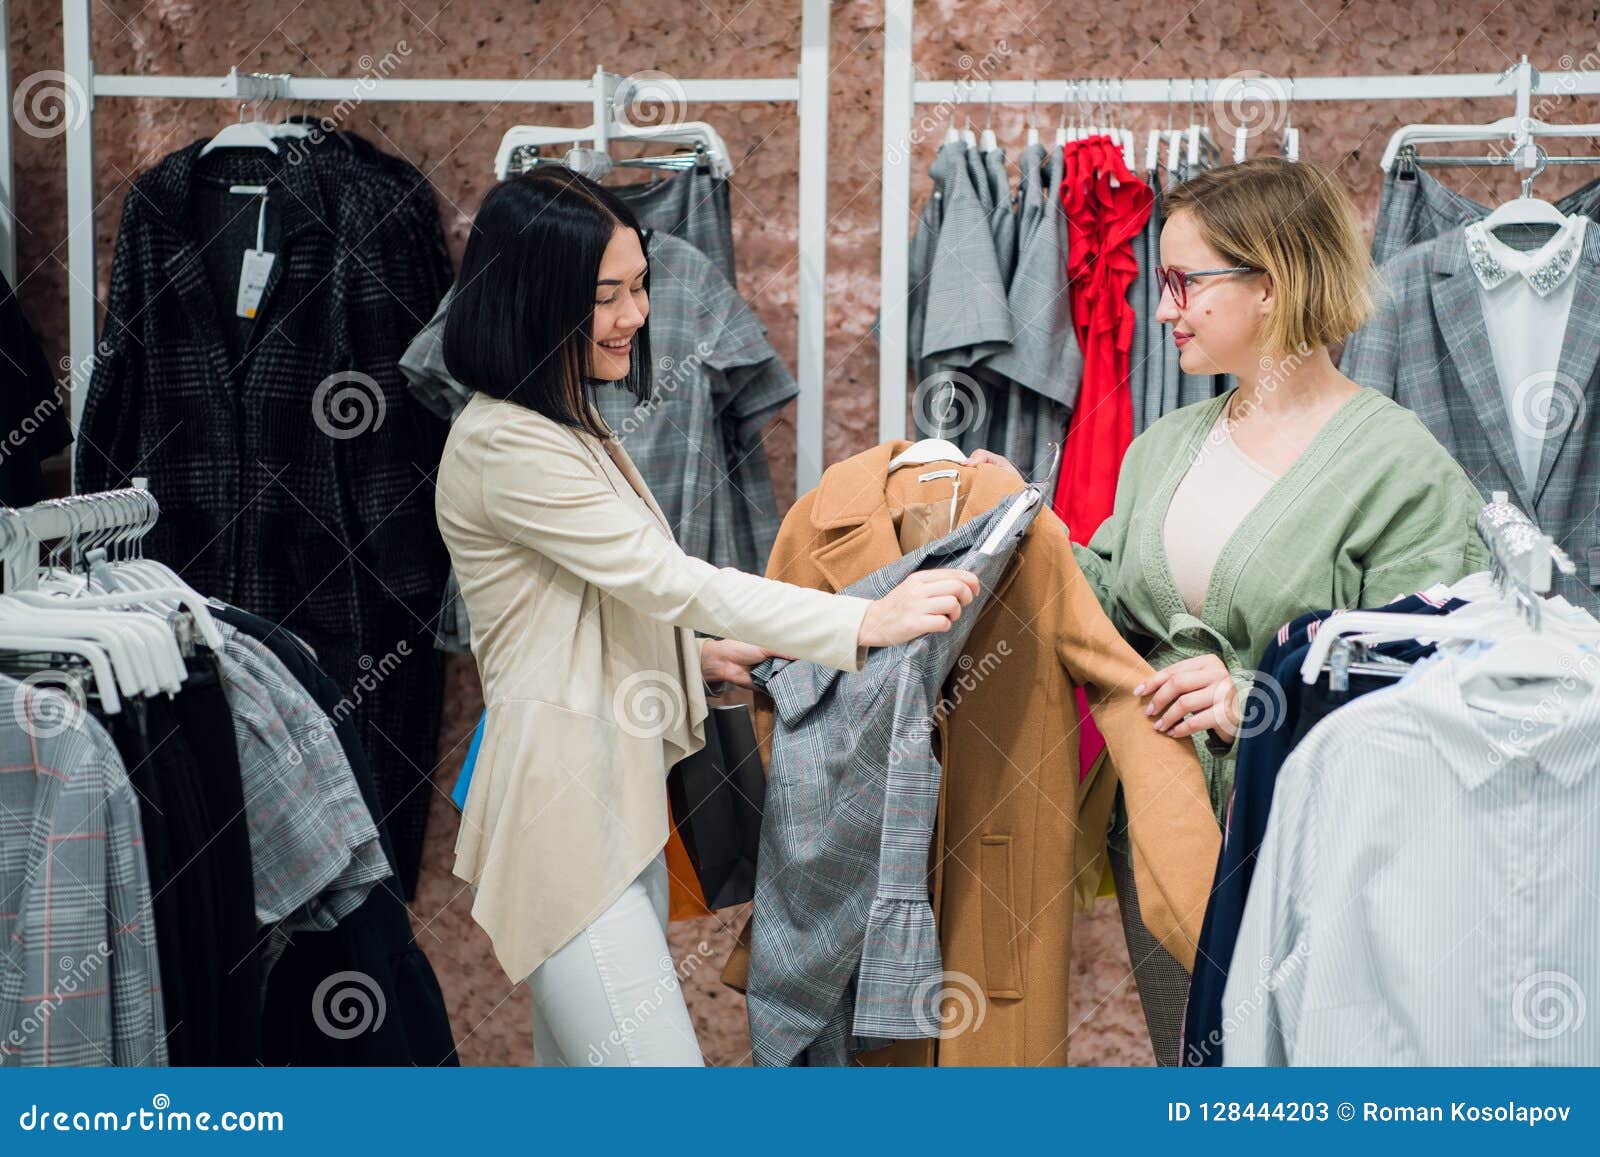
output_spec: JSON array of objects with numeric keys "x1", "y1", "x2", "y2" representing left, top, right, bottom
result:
[{"x1": 1153, "y1": 265, "x2": 1260, "y2": 309}]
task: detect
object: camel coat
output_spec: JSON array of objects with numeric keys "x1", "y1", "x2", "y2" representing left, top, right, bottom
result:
[
  {"x1": 436, "y1": 393, "x2": 871, "y2": 983},
  {"x1": 723, "y1": 442, "x2": 1220, "y2": 1065}
]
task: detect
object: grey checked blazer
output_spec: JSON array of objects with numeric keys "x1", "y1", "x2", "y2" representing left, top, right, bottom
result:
[
  {"x1": 984, "y1": 147, "x2": 1017, "y2": 285},
  {"x1": 923, "y1": 141, "x2": 1012, "y2": 369},
  {"x1": 1340, "y1": 222, "x2": 1600, "y2": 612},
  {"x1": 0, "y1": 679, "x2": 166, "y2": 1067},
  {"x1": 1371, "y1": 165, "x2": 1600, "y2": 267},
  {"x1": 745, "y1": 486, "x2": 1043, "y2": 1067}
]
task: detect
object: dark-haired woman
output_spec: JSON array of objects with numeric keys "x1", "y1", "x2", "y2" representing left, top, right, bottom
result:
[{"x1": 435, "y1": 168, "x2": 980, "y2": 1067}]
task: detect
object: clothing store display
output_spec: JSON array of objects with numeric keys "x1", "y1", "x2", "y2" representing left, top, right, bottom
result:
[
  {"x1": 527, "y1": 851, "x2": 703, "y2": 1067},
  {"x1": 1182, "y1": 592, "x2": 1465, "y2": 1067},
  {"x1": 1222, "y1": 648, "x2": 1600, "y2": 1065},
  {"x1": 1368, "y1": 164, "x2": 1600, "y2": 267},
  {"x1": 1340, "y1": 221, "x2": 1600, "y2": 613},
  {"x1": 747, "y1": 486, "x2": 1044, "y2": 1066},
  {"x1": 1162, "y1": 407, "x2": 1281, "y2": 615},
  {"x1": 75, "y1": 134, "x2": 453, "y2": 897},
  {"x1": 0, "y1": 271, "x2": 71, "y2": 506},
  {"x1": 437, "y1": 390, "x2": 870, "y2": 984},
  {"x1": 722, "y1": 444, "x2": 1218, "y2": 1067},
  {"x1": 210, "y1": 602, "x2": 458, "y2": 1068},
  {"x1": 0, "y1": 679, "x2": 165, "y2": 1067},
  {"x1": 1052, "y1": 135, "x2": 1153, "y2": 541},
  {"x1": 980, "y1": 142, "x2": 1076, "y2": 487},
  {"x1": 404, "y1": 230, "x2": 794, "y2": 652},
  {"x1": 1074, "y1": 386, "x2": 1490, "y2": 817}
]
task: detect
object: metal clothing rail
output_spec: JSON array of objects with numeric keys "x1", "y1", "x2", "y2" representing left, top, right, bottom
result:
[
  {"x1": 877, "y1": 0, "x2": 1600, "y2": 440},
  {"x1": 61, "y1": 0, "x2": 834, "y2": 492}
]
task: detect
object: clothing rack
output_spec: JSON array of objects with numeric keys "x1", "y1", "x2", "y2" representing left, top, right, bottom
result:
[
  {"x1": 877, "y1": 0, "x2": 1600, "y2": 440},
  {"x1": 0, "y1": 485, "x2": 155, "y2": 593},
  {"x1": 60, "y1": 0, "x2": 836, "y2": 491}
]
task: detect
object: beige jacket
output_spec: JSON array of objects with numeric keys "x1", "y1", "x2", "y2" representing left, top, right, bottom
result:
[{"x1": 436, "y1": 393, "x2": 870, "y2": 982}]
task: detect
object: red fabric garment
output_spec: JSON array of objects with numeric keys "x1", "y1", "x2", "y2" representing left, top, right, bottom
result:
[
  {"x1": 1053, "y1": 135, "x2": 1153, "y2": 540},
  {"x1": 1052, "y1": 136, "x2": 1154, "y2": 783}
]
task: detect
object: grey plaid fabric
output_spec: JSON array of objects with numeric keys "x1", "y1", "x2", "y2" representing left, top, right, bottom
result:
[
  {"x1": 1340, "y1": 222, "x2": 1600, "y2": 613},
  {"x1": 906, "y1": 142, "x2": 960, "y2": 383},
  {"x1": 984, "y1": 147, "x2": 1017, "y2": 285},
  {"x1": 613, "y1": 164, "x2": 738, "y2": 289},
  {"x1": 214, "y1": 625, "x2": 390, "y2": 933},
  {"x1": 1108, "y1": 818, "x2": 1187, "y2": 1066},
  {"x1": 923, "y1": 141, "x2": 1012, "y2": 371},
  {"x1": 1134, "y1": 162, "x2": 1230, "y2": 433},
  {"x1": 746, "y1": 486, "x2": 1044, "y2": 1067},
  {"x1": 0, "y1": 678, "x2": 166, "y2": 1067},
  {"x1": 1370, "y1": 164, "x2": 1600, "y2": 267},
  {"x1": 402, "y1": 230, "x2": 792, "y2": 649}
]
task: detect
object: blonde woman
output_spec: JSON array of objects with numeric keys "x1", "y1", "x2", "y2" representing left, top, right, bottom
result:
[{"x1": 973, "y1": 157, "x2": 1489, "y2": 1063}]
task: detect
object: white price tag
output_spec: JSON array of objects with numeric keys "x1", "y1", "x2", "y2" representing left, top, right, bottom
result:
[{"x1": 235, "y1": 248, "x2": 276, "y2": 319}]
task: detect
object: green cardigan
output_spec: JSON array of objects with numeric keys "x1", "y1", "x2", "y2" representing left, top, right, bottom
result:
[{"x1": 1073, "y1": 386, "x2": 1490, "y2": 819}]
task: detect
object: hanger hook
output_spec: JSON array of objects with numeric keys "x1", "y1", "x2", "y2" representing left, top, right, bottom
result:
[
  {"x1": 1029, "y1": 77, "x2": 1039, "y2": 129},
  {"x1": 985, "y1": 80, "x2": 995, "y2": 131}
]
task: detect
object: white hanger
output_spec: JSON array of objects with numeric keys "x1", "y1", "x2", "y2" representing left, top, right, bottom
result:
[
  {"x1": 200, "y1": 105, "x2": 281, "y2": 155},
  {"x1": 1480, "y1": 144, "x2": 1572, "y2": 229},
  {"x1": 1026, "y1": 80, "x2": 1041, "y2": 148},
  {"x1": 980, "y1": 82, "x2": 998, "y2": 153},
  {"x1": 0, "y1": 634, "x2": 122, "y2": 715},
  {"x1": 979, "y1": 488, "x2": 1040, "y2": 555}
]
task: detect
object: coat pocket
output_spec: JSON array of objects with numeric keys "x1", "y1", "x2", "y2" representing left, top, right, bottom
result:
[{"x1": 979, "y1": 835, "x2": 1024, "y2": 999}]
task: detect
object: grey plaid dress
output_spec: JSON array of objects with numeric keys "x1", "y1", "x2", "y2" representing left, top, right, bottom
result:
[{"x1": 746, "y1": 486, "x2": 1043, "y2": 1067}]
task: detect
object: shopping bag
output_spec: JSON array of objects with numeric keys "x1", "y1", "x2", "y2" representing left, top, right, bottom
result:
[{"x1": 666, "y1": 702, "x2": 766, "y2": 909}]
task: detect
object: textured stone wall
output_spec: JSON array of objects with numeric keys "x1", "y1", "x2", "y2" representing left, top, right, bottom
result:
[{"x1": 8, "y1": 0, "x2": 1597, "y2": 1065}]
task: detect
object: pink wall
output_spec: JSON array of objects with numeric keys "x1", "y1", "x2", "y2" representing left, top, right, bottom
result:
[{"x1": 8, "y1": 0, "x2": 1597, "y2": 1065}]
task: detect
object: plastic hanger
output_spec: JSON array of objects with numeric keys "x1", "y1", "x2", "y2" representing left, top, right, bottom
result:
[
  {"x1": 1480, "y1": 145, "x2": 1572, "y2": 229},
  {"x1": 0, "y1": 633, "x2": 122, "y2": 714},
  {"x1": 1026, "y1": 79, "x2": 1041, "y2": 148},
  {"x1": 980, "y1": 82, "x2": 998, "y2": 153},
  {"x1": 200, "y1": 100, "x2": 282, "y2": 156}
]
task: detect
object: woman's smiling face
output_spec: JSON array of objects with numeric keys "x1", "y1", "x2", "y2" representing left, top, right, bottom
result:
[{"x1": 590, "y1": 225, "x2": 649, "y2": 381}]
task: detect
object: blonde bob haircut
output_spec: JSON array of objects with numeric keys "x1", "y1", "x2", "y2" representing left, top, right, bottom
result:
[{"x1": 1162, "y1": 156, "x2": 1374, "y2": 356}]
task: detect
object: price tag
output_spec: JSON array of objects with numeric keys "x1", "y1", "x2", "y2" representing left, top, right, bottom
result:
[{"x1": 236, "y1": 248, "x2": 275, "y2": 318}]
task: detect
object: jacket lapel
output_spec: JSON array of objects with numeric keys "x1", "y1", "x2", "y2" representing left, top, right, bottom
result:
[
  {"x1": 1533, "y1": 226, "x2": 1600, "y2": 504},
  {"x1": 1430, "y1": 229, "x2": 1538, "y2": 510}
]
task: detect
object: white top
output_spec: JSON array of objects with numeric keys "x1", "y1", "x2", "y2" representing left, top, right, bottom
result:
[
  {"x1": 1222, "y1": 649, "x2": 1600, "y2": 1065},
  {"x1": 1464, "y1": 214, "x2": 1588, "y2": 495},
  {"x1": 1162, "y1": 408, "x2": 1281, "y2": 615}
]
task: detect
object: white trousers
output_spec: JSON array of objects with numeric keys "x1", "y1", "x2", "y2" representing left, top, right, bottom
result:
[{"x1": 525, "y1": 850, "x2": 705, "y2": 1067}]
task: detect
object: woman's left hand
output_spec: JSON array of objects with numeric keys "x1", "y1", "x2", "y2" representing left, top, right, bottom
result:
[
  {"x1": 700, "y1": 638, "x2": 793, "y2": 691},
  {"x1": 1134, "y1": 654, "x2": 1240, "y2": 745},
  {"x1": 965, "y1": 448, "x2": 1025, "y2": 482}
]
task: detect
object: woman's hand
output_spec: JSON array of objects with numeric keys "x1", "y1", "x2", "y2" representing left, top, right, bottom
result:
[
  {"x1": 700, "y1": 638, "x2": 793, "y2": 691},
  {"x1": 966, "y1": 448, "x2": 1025, "y2": 482},
  {"x1": 858, "y1": 568, "x2": 981, "y2": 648},
  {"x1": 1135, "y1": 654, "x2": 1240, "y2": 745}
]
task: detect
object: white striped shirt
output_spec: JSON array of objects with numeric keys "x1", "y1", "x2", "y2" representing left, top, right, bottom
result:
[{"x1": 1222, "y1": 649, "x2": 1600, "y2": 1065}]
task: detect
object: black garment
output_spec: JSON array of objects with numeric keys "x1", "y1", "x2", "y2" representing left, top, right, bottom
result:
[
  {"x1": 76, "y1": 137, "x2": 452, "y2": 893},
  {"x1": 0, "y1": 270, "x2": 71, "y2": 505},
  {"x1": 213, "y1": 601, "x2": 458, "y2": 1067},
  {"x1": 169, "y1": 654, "x2": 261, "y2": 1065}
]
